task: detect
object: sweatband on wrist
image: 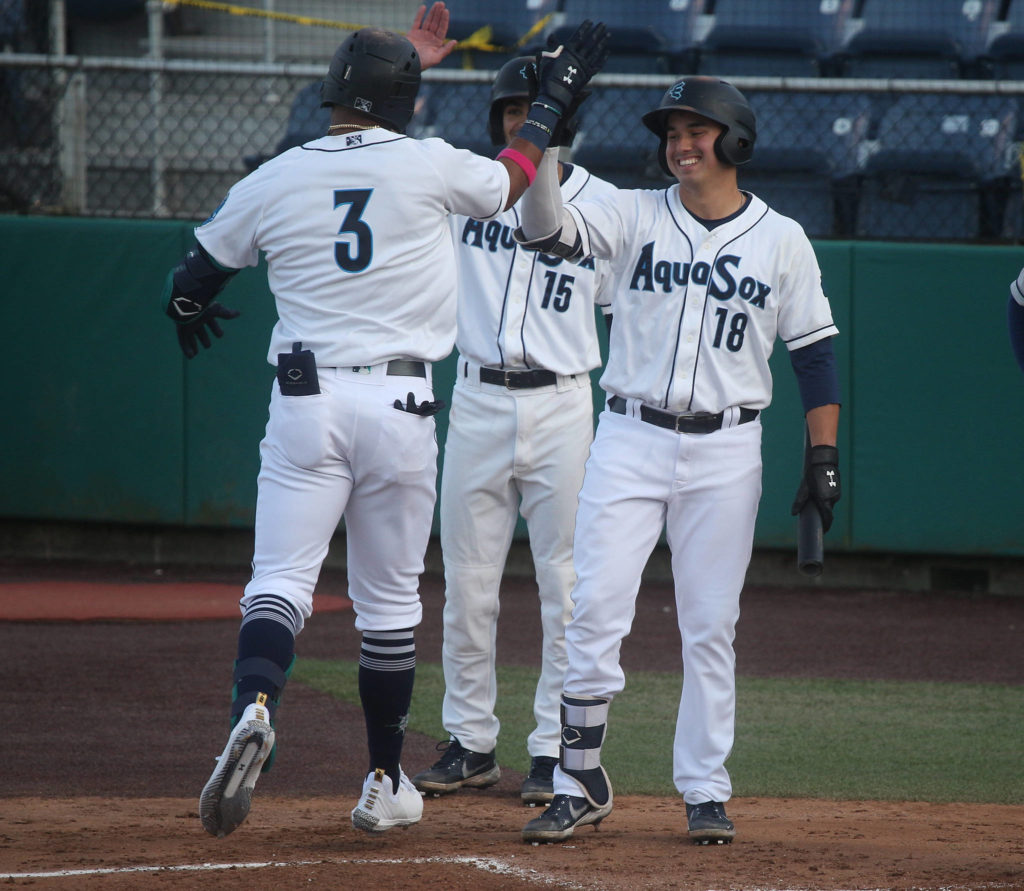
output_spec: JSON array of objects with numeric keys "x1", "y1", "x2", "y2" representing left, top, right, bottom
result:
[
  {"x1": 517, "y1": 100, "x2": 562, "y2": 151},
  {"x1": 497, "y1": 147, "x2": 537, "y2": 185}
]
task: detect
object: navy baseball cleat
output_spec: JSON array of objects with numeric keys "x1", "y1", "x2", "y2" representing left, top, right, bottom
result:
[
  {"x1": 522, "y1": 793, "x2": 613, "y2": 843},
  {"x1": 412, "y1": 738, "x2": 500, "y2": 796},
  {"x1": 199, "y1": 695, "x2": 275, "y2": 838},
  {"x1": 520, "y1": 755, "x2": 558, "y2": 805},
  {"x1": 686, "y1": 800, "x2": 736, "y2": 845}
]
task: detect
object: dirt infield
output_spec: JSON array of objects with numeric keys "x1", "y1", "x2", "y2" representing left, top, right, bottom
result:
[{"x1": 2, "y1": 558, "x2": 1023, "y2": 890}]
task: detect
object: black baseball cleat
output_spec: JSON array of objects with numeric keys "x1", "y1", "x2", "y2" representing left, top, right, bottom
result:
[
  {"x1": 686, "y1": 800, "x2": 736, "y2": 845},
  {"x1": 522, "y1": 793, "x2": 613, "y2": 843},
  {"x1": 411, "y1": 738, "x2": 500, "y2": 796},
  {"x1": 520, "y1": 755, "x2": 558, "y2": 806}
]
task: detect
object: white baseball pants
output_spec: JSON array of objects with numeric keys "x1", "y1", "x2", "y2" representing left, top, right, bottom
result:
[
  {"x1": 241, "y1": 364, "x2": 439, "y2": 633},
  {"x1": 439, "y1": 372, "x2": 593, "y2": 757},
  {"x1": 557, "y1": 407, "x2": 762, "y2": 804}
]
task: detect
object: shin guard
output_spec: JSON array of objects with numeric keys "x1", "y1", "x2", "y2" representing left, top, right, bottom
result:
[{"x1": 559, "y1": 695, "x2": 613, "y2": 808}]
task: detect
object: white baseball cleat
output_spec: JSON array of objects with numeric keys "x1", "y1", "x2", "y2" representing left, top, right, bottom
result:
[
  {"x1": 199, "y1": 695, "x2": 275, "y2": 838},
  {"x1": 351, "y1": 767, "x2": 424, "y2": 833}
]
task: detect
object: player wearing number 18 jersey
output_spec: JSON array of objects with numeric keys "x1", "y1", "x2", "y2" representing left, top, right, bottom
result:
[{"x1": 514, "y1": 76, "x2": 841, "y2": 844}]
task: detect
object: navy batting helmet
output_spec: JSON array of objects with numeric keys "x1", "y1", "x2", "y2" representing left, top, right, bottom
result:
[
  {"x1": 488, "y1": 56, "x2": 536, "y2": 145},
  {"x1": 641, "y1": 76, "x2": 756, "y2": 173},
  {"x1": 320, "y1": 29, "x2": 421, "y2": 133}
]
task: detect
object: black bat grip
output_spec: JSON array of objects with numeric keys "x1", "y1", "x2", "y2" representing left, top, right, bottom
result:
[
  {"x1": 796, "y1": 425, "x2": 824, "y2": 577},
  {"x1": 797, "y1": 502, "x2": 824, "y2": 576}
]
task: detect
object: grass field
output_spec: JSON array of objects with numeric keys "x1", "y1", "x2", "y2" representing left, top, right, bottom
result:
[{"x1": 295, "y1": 660, "x2": 1024, "y2": 805}]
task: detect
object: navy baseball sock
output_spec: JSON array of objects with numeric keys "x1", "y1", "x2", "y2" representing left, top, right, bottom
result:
[{"x1": 358, "y1": 628, "x2": 416, "y2": 790}]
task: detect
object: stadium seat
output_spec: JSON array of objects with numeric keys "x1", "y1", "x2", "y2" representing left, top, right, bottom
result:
[
  {"x1": 695, "y1": 0, "x2": 854, "y2": 78},
  {"x1": 409, "y1": 79, "x2": 494, "y2": 156},
  {"x1": 243, "y1": 81, "x2": 329, "y2": 171},
  {"x1": 570, "y1": 85, "x2": 674, "y2": 190},
  {"x1": 559, "y1": 0, "x2": 708, "y2": 73},
  {"x1": 538, "y1": 24, "x2": 670, "y2": 74},
  {"x1": 440, "y1": 0, "x2": 557, "y2": 70},
  {"x1": 982, "y1": 0, "x2": 1024, "y2": 79},
  {"x1": 854, "y1": 93, "x2": 1018, "y2": 240},
  {"x1": 837, "y1": 0, "x2": 999, "y2": 79},
  {"x1": 739, "y1": 90, "x2": 872, "y2": 238}
]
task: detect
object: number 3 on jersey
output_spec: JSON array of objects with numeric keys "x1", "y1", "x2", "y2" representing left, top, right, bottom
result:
[{"x1": 334, "y1": 189, "x2": 372, "y2": 272}]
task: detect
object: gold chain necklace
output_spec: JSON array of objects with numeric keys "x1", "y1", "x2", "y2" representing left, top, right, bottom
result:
[{"x1": 327, "y1": 123, "x2": 379, "y2": 135}]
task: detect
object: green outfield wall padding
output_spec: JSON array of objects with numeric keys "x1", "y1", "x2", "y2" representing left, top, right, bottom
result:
[{"x1": 4, "y1": 216, "x2": 1023, "y2": 557}]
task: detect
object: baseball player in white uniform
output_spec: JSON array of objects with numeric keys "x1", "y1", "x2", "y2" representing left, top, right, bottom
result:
[
  {"x1": 513, "y1": 76, "x2": 842, "y2": 844},
  {"x1": 410, "y1": 56, "x2": 614, "y2": 805},
  {"x1": 160, "y1": 11, "x2": 608, "y2": 839}
]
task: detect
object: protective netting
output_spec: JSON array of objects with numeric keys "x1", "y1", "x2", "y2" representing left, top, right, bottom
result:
[{"x1": 3, "y1": 0, "x2": 1024, "y2": 241}]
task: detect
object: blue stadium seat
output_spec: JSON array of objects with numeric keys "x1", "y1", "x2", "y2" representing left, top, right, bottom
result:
[
  {"x1": 696, "y1": 0, "x2": 854, "y2": 78},
  {"x1": 410, "y1": 79, "x2": 494, "y2": 156},
  {"x1": 837, "y1": 0, "x2": 999, "y2": 79},
  {"x1": 559, "y1": 0, "x2": 708, "y2": 71},
  {"x1": 243, "y1": 81, "x2": 329, "y2": 171},
  {"x1": 854, "y1": 93, "x2": 1018, "y2": 240},
  {"x1": 570, "y1": 85, "x2": 673, "y2": 189},
  {"x1": 738, "y1": 91, "x2": 872, "y2": 237},
  {"x1": 982, "y1": 0, "x2": 1024, "y2": 79},
  {"x1": 538, "y1": 24, "x2": 670, "y2": 74},
  {"x1": 440, "y1": 0, "x2": 557, "y2": 70}
]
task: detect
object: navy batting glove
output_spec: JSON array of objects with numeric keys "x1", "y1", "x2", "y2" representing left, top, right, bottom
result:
[
  {"x1": 791, "y1": 444, "x2": 841, "y2": 532},
  {"x1": 174, "y1": 301, "x2": 241, "y2": 359}
]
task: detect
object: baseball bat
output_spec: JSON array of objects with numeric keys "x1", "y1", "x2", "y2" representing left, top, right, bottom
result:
[{"x1": 797, "y1": 426, "x2": 824, "y2": 577}]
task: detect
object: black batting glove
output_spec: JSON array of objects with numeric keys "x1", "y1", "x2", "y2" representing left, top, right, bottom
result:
[
  {"x1": 790, "y1": 444, "x2": 841, "y2": 533},
  {"x1": 535, "y1": 20, "x2": 609, "y2": 115},
  {"x1": 393, "y1": 391, "x2": 446, "y2": 417},
  {"x1": 550, "y1": 88, "x2": 589, "y2": 148},
  {"x1": 173, "y1": 301, "x2": 241, "y2": 359}
]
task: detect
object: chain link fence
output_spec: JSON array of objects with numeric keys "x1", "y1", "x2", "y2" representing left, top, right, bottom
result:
[{"x1": 2, "y1": 0, "x2": 1024, "y2": 241}]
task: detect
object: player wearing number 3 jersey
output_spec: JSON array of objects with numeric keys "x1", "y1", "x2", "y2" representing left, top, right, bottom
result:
[
  {"x1": 515, "y1": 76, "x2": 841, "y2": 844},
  {"x1": 157, "y1": 7, "x2": 608, "y2": 840}
]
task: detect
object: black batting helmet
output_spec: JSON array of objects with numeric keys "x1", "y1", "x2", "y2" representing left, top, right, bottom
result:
[
  {"x1": 641, "y1": 76, "x2": 756, "y2": 173},
  {"x1": 320, "y1": 29, "x2": 421, "y2": 133},
  {"x1": 488, "y1": 56, "x2": 536, "y2": 145}
]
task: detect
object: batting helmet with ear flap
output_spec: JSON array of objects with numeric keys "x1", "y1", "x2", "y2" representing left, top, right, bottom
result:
[
  {"x1": 487, "y1": 54, "x2": 584, "y2": 147},
  {"x1": 320, "y1": 28, "x2": 421, "y2": 133},
  {"x1": 641, "y1": 76, "x2": 756, "y2": 173},
  {"x1": 488, "y1": 56, "x2": 537, "y2": 145}
]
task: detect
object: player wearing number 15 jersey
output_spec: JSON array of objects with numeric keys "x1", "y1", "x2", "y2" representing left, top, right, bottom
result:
[{"x1": 412, "y1": 56, "x2": 613, "y2": 805}]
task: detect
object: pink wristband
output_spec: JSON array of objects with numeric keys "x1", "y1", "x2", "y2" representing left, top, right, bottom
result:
[{"x1": 497, "y1": 147, "x2": 537, "y2": 185}]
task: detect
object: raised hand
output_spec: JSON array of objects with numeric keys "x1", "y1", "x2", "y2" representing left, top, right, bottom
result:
[
  {"x1": 535, "y1": 20, "x2": 609, "y2": 114},
  {"x1": 407, "y1": 2, "x2": 457, "y2": 71}
]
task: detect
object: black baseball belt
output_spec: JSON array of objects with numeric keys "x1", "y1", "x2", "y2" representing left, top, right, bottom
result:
[
  {"x1": 608, "y1": 395, "x2": 758, "y2": 434},
  {"x1": 478, "y1": 366, "x2": 558, "y2": 389}
]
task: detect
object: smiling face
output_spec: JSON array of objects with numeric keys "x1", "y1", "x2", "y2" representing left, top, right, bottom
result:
[
  {"x1": 502, "y1": 97, "x2": 531, "y2": 145},
  {"x1": 662, "y1": 110, "x2": 731, "y2": 185}
]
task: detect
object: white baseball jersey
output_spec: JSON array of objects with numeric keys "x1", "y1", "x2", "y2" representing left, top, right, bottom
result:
[
  {"x1": 195, "y1": 130, "x2": 511, "y2": 367},
  {"x1": 450, "y1": 164, "x2": 614, "y2": 374},
  {"x1": 565, "y1": 188, "x2": 838, "y2": 412}
]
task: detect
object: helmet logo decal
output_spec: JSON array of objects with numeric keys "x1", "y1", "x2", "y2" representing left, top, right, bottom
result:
[
  {"x1": 669, "y1": 81, "x2": 686, "y2": 100},
  {"x1": 355, "y1": 97, "x2": 373, "y2": 112}
]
